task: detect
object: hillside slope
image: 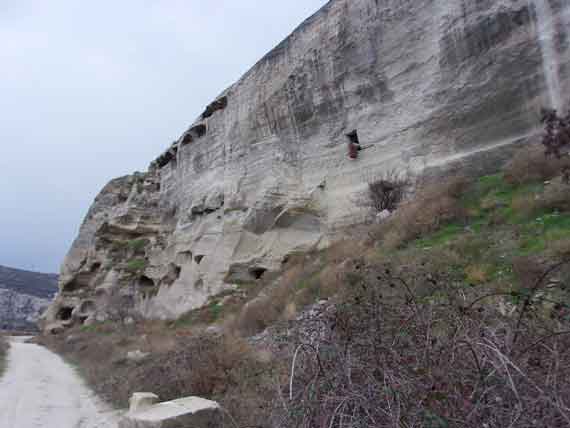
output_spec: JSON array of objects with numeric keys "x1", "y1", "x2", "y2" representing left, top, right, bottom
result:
[
  {"x1": 0, "y1": 265, "x2": 57, "y2": 331},
  {"x1": 41, "y1": 146, "x2": 570, "y2": 427}
]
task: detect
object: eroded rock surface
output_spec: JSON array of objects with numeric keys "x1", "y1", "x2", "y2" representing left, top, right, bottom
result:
[{"x1": 44, "y1": 0, "x2": 570, "y2": 326}]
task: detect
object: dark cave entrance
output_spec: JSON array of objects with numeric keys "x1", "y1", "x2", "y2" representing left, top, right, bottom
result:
[
  {"x1": 57, "y1": 306, "x2": 74, "y2": 321},
  {"x1": 347, "y1": 129, "x2": 360, "y2": 145},
  {"x1": 249, "y1": 267, "x2": 267, "y2": 280}
]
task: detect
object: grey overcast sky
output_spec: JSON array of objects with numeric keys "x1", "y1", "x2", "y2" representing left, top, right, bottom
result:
[{"x1": 0, "y1": 0, "x2": 328, "y2": 274}]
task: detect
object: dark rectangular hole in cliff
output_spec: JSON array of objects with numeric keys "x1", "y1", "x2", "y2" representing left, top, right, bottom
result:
[
  {"x1": 201, "y1": 96, "x2": 228, "y2": 119},
  {"x1": 156, "y1": 151, "x2": 174, "y2": 169},
  {"x1": 138, "y1": 276, "x2": 155, "y2": 288},
  {"x1": 57, "y1": 306, "x2": 74, "y2": 321},
  {"x1": 250, "y1": 267, "x2": 267, "y2": 280},
  {"x1": 181, "y1": 133, "x2": 194, "y2": 146},
  {"x1": 347, "y1": 130, "x2": 360, "y2": 145},
  {"x1": 194, "y1": 255, "x2": 205, "y2": 264},
  {"x1": 190, "y1": 124, "x2": 207, "y2": 139}
]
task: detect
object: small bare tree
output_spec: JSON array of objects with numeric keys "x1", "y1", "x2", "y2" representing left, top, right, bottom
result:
[
  {"x1": 541, "y1": 108, "x2": 570, "y2": 159},
  {"x1": 361, "y1": 170, "x2": 412, "y2": 213}
]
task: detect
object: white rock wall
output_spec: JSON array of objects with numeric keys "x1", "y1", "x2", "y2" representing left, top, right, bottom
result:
[{"x1": 45, "y1": 0, "x2": 570, "y2": 325}]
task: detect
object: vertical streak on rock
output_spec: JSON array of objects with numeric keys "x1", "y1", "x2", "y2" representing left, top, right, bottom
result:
[{"x1": 528, "y1": 0, "x2": 563, "y2": 110}]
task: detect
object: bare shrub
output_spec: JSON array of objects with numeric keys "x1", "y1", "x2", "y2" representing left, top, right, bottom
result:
[
  {"x1": 361, "y1": 170, "x2": 412, "y2": 213},
  {"x1": 277, "y1": 255, "x2": 570, "y2": 428},
  {"x1": 374, "y1": 176, "x2": 469, "y2": 248},
  {"x1": 541, "y1": 108, "x2": 570, "y2": 159}
]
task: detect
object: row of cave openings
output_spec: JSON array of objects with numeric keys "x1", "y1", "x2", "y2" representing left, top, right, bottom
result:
[
  {"x1": 55, "y1": 256, "x2": 271, "y2": 324},
  {"x1": 155, "y1": 96, "x2": 228, "y2": 170},
  {"x1": 134, "y1": 251, "x2": 207, "y2": 293}
]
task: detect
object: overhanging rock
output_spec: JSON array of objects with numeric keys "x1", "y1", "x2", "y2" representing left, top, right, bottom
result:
[{"x1": 119, "y1": 395, "x2": 222, "y2": 428}]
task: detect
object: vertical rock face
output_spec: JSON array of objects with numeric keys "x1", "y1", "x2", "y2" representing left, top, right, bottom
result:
[
  {"x1": 0, "y1": 265, "x2": 57, "y2": 331},
  {"x1": 44, "y1": 0, "x2": 570, "y2": 326}
]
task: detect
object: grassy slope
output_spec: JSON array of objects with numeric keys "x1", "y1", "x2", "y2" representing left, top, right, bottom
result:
[{"x1": 39, "y1": 167, "x2": 570, "y2": 427}]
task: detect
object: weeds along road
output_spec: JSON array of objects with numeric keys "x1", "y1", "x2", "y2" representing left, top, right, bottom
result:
[{"x1": 0, "y1": 336, "x2": 118, "y2": 428}]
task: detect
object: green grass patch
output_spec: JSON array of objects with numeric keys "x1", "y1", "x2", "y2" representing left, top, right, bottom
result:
[
  {"x1": 209, "y1": 303, "x2": 223, "y2": 321},
  {"x1": 111, "y1": 240, "x2": 129, "y2": 252},
  {"x1": 80, "y1": 321, "x2": 116, "y2": 335},
  {"x1": 517, "y1": 213, "x2": 570, "y2": 255},
  {"x1": 461, "y1": 173, "x2": 545, "y2": 224},
  {"x1": 415, "y1": 224, "x2": 464, "y2": 248},
  {"x1": 128, "y1": 239, "x2": 149, "y2": 252},
  {"x1": 126, "y1": 259, "x2": 147, "y2": 273}
]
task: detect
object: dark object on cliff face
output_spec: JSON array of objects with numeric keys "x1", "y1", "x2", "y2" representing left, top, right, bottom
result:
[
  {"x1": 201, "y1": 96, "x2": 228, "y2": 119},
  {"x1": 347, "y1": 130, "x2": 361, "y2": 159},
  {"x1": 541, "y1": 108, "x2": 570, "y2": 159}
]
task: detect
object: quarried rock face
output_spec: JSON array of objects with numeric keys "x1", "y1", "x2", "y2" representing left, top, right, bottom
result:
[{"x1": 44, "y1": 0, "x2": 570, "y2": 326}]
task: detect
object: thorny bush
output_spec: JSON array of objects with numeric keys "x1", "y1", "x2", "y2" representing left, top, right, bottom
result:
[
  {"x1": 366, "y1": 170, "x2": 412, "y2": 213},
  {"x1": 276, "y1": 254, "x2": 570, "y2": 428}
]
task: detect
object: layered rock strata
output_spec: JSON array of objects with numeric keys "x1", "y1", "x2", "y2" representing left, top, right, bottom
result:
[{"x1": 44, "y1": 0, "x2": 570, "y2": 327}]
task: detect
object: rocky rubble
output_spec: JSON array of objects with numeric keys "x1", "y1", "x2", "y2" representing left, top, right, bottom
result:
[{"x1": 44, "y1": 0, "x2": 570, "y2": 329}]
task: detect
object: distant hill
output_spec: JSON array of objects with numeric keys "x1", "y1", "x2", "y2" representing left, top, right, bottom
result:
[
  {"x1": 0, "y1": 265, "x2": 57, "y2": 299},
  {"x1": 0, "y1": 265, "x2": 58, "y2": 331}
]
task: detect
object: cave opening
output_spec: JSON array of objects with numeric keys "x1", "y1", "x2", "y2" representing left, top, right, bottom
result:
[
  {"x1": 190, "y1": 124, "x2": 207, "y2": 138},
  {"x1": 181, "y1": 133, "x2": 194, "y2": 146},
  {"x1": 57, "y1": 306, "x2": 74, "y2": 321},
  {"x1": 201, "y1": 96, "x2": 228, "y2": 119},
  {"x1": 249, "y1": 267, "x2": 267, "y2": 280},
  {"x1": 347, "y1": 129, "x2": 360, "y2": 145},
  {"x1": 194, "y1": 255, "x2": 205, "y2": 264},
  {"x1": 174, "y1": 265, "x2": 181, "y2": 278},
  {"x1": 138, "y1": 276, "x2": 155, "y2": 288}
]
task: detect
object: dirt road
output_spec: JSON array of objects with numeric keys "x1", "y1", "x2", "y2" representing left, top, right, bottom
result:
[{"x1": 0, "y1": 336, "x2": 118, "y2": 428}]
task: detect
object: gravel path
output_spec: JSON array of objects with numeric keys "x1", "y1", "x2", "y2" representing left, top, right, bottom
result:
[{"x1": 0, "y1": 336, "x2": 119, "y2": 428}]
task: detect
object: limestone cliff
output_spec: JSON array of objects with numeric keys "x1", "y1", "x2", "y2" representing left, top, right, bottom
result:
[{"x1": 44, "y1": 0, "x2": 570, "y2": 328}]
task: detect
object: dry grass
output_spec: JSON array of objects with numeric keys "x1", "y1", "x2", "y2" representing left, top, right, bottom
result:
[
  {"x1": 374, "y1": 176, "x2": 468, "y2": 249},
  {"x1": 541, "y1": 177, "x2": 570, "y2": 212},
  {"x1": 231, "y1": 242, "x2": 364, "y2": 337},
  {"x1": 511, "y1": 192, "x2": 540, "y2": 217},
  {"x1": 504, "y1": 145, "x2": 569, "y2": 185},
  {"x1": 38, "y1": 322, "x2": 282, "y2": 427},
  {"x1": 465, "y1": 264, "x2": 490, "y2": 284}
]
